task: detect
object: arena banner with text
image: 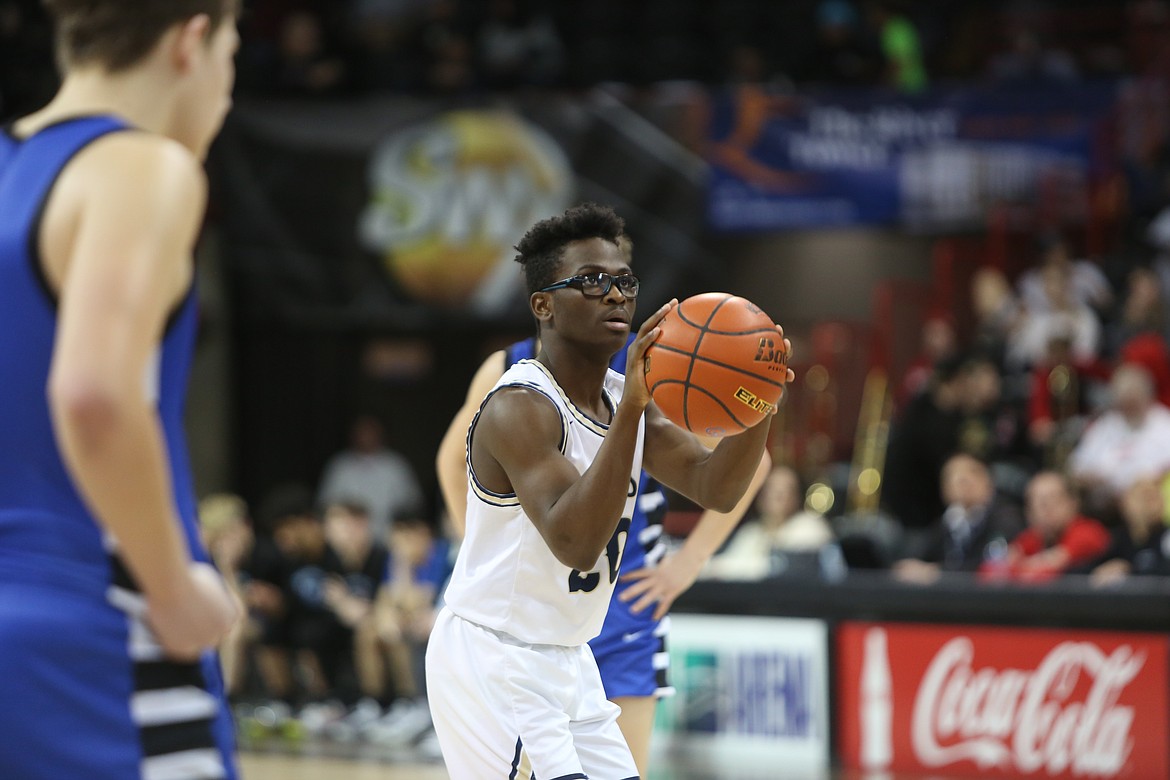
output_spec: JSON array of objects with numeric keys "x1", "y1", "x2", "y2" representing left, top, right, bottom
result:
[
  {"x1": 836, "y1": 621, "x2": 1170, "y2": 778},
  {"x1": 707, "y1": 84, "x2": 1118, "y2": 232},
  {"x1": 654, "y1": 615, "x2": 829, "y2": 774}
]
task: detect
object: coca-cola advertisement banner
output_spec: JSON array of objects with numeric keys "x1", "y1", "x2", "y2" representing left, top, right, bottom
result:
[
  {"x1": 655, "y1": 615, "x2": 830, "y2": 774},
  {"x1": 836, "y1": 622, "x2": 1170, "y2": 779}
]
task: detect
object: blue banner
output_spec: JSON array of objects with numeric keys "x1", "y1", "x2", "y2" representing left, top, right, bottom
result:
[{"x1": 707, "y1": 84, "x2": 1119, "y2": 232}]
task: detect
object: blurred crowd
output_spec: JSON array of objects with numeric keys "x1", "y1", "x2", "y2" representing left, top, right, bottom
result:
[
  {"x1": 703, "y1": 224, "x2": 1170, "y2": 591},
  {"x1": 197, "y1": 417, "x2": 449, "y2": 757},
  {"x1": 4, "y1": 0, "x2": 1169, "y2": 115}
]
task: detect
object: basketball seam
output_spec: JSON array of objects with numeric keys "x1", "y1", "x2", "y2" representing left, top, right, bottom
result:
[
  {"x1": 649, "y1": 379, "x2": 751, "y2": 430},
  {"x1": 682, "y1": 295, "x2": 732, "y2": 432},
  {"x1": 649, "y1": 342, "x2": 788, "y2": 390}
]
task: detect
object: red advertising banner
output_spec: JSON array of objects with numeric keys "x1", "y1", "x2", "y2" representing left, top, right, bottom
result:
[{"x1": 837, "y1": 622, "x2": 1170, "y2": 778}]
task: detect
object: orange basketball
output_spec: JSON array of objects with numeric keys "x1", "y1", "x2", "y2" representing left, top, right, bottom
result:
[{"x1": 645, "y1": 293, "x2": 788, "y2": 437}]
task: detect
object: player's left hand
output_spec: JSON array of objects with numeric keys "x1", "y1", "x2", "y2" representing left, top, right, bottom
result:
[{"x1": 617, "y1": 547, "x2": 706, "y2": 621}]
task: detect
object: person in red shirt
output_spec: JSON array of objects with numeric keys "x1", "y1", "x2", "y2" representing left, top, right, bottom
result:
[{"x1": 986, "y1": 471, "x2": 1110, "y2": 582}]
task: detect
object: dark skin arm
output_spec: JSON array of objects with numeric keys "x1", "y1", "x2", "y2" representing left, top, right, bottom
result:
[
  {"x1": 469, "y1": 302, "x2": 675, "y2": 572},
  {"x1": 644, "y1": 326, "x2": 793, "y2": 512}
]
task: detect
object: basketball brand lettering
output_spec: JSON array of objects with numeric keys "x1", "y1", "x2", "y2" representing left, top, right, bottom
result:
[
  {"x1": 910, "y1": 637, "x2": 1144, "y2": 776},
  {"x1": 754, "y1": 338, "x2": 787, "y2": 372},
  {"x1": 733, "y1": 387, "x2": 775, "y2": 415},
  {"x1": 743, "y1": 301, "x2": 764, "y2": 315}
]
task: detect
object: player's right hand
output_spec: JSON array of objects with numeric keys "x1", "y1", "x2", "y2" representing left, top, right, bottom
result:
[
  {"x1": 148, "y1": 562, "x2": 242, "y2": 661},
  {"x1": 622, "y1": 299, "x2": 676, "y2": 411}
]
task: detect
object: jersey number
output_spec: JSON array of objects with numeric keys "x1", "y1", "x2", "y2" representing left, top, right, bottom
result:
[{"x1": 568, "y1": 516, "x2": 631, "y2": 594}]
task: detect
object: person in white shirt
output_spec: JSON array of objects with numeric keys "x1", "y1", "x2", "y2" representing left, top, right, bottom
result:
[
  {"x1": 1008, "y1": 263, "x2": 1101, "y2": 369},
  {"x1": 705, "y1": 465, "x2": 832, "y2": 580},
  {"x1": 1068, "y1": 363, "x2": 1170, "y2": 499},
  {"x1": 318, "y1": 415, "x2": 423, "y2": 540}
]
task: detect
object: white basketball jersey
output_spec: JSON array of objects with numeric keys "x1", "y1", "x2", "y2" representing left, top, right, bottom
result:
[{"x1": 443, "y1": 359, "x2": 645, "y2": 647}]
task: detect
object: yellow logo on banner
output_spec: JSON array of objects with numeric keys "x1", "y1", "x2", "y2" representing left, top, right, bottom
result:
[{"x1": 360, "y1": 111, "x2": 573, "y2": 310}]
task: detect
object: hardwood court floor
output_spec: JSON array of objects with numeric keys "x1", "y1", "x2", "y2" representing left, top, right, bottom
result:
[
  {"x1": 239, "y1": 752, "x2": 961, "y2": 780},
  {"x1": 241, "y1": 753, "x2": 447, "y2": 779}
]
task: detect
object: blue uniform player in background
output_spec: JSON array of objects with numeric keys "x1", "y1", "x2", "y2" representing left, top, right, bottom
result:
[
  {"x1": 438, "y1": 332, "x2": 771, "y2": 775},
  {"x1": 0, "y1": 1, "x2": 241, "y2": 777}
]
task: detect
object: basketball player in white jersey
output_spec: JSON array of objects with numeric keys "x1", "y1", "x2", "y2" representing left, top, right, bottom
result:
[{"x1": 426, "y1": 203, "x2": 792, "y2": 778}]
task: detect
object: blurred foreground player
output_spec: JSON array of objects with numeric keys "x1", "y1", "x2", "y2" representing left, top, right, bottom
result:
[
  {"x1": 0, "y1": 1, "x2": 241, "y2": 777},
  {"x1": 425, "y1": 203, "x2": 789, "y2": 778}
]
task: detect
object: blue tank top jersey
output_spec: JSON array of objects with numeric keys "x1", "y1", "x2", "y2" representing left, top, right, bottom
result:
[
  {"x1": 503, "y1": 338, "x2": 669, "y2": 638},
  {"x1": 0, "y1": 116, "x2": 207, "y2": 584},
  {"x1": 0, "y1": 116, "x2": 236, "y2": 779}
]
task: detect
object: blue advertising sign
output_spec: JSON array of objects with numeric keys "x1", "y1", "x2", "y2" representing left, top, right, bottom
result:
[
  {"x1": 707, "y1": 84, "x2": 1119, "y2": 232},
  {"x1": 655, "y1": 615, "x2": 830, "y2": 773}
]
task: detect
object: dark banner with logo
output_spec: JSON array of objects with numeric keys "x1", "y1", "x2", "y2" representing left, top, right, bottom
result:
[
  {"x1": 211, "y1": 95, "x2": 714, "y2": 328},
  {"x1": 707, "y1": 83, "x2": 1119, "y2": 232}
]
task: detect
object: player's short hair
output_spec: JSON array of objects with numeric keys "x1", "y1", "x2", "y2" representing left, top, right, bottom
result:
[
  {"x1": 513, "y1": 203, "x2": 631, "y2": 295},
  {"x1": 43, "y1": 0, "x2": 239, "y2": 72}
]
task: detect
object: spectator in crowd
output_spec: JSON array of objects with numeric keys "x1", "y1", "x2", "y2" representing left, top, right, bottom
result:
[
  {"x1": 271, "y1": 10, "x2": 348, "y2": 96},
  {"x1": 805, "y1": 0, "x2": 879, "y2": 86},
  {"x1": 1068, "y1": 363, "x2": 1170, "y2": 506},
  {"x1": 350, "y1": 0, "x2": 428, "y2": 91},
  {"x1": 198, "y1": 493, "x2": 255, "y2": 697},
  {"x1": 1017, "y1": 233, "x2": 1113, "y2": 315},
  {"x1": 1008, "y1": 263, "x2": 1103, "y2": 370},
  {"x1": 985, "y1": 471, "x2": 1110, "y2": 582},
  {"x1": 417, "y1": 0, "x2": 476, "y2": 93},
  {"x1": 267, "y1": 504, "x2": 342, "y2": 712},
  {"x1": 1118, "y1": 331, "x2": 1170, "y2": 407},
  {"x1": 1091, "y1": 477, "x2": 1170, "y2": 585},
  {"x1": 866, "y1": 0, "x2": 928, "y2": 92},
  {"x1": 704, "y1": 465, "x2": 833, "y2": 580},
  {"x1": 987, "y1": 28, "x2": 1079, "y2": 85},
  {"x1": 319, "y1": 415, "x2": 424, "y2": 541},
  {"x1": 1026, "y1": 332, "x2": 1105, "y2": 468},
  {"x1": 900, "y1": 314, "x2": 959, "y2": 405},
  {"x1": 1106, "y1": 267, "x2": 1169, "y2": 354},
  {"x1": 883, "y1": 352, "x2": 1002, "y2": 536},
  {"x1": 971, "y1": 266, "x2": 1022, "y2": 367},
  {"x1": 318, "y1": 501, "x2": 392, "y2": 739},
  {"x1": 476, "y1": 0, "x2": 564, "y2": 89},
  {"x1": 242, "y1": 485, "x2": 318, "y2": 713},
  {"x1": 364, "y1": 517, "x2": 454, "y2": 749},
  {"x1": 893, "y1": 454, "x2": 1024, "y2": 584}
]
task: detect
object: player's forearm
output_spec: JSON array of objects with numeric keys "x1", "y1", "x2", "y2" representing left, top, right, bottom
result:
[
  {"x1": 436, "y1": 423, "x2": 470, "y2": 536},
  {"x1": 544, "y1": 403, "x2": 643, "y2": 571},
  {"x1": 692, "y1": 418, "x2": 772, "y2": 512},
  {"x1": 50, "y1": 387, "x2": 191, "y2": 601}
]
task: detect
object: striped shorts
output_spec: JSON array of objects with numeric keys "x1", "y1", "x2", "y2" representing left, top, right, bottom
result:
[{"x1": 0, "y1": 559, "x2": 237, "y2": 780}]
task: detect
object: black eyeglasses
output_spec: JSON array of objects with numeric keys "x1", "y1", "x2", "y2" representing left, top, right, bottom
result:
[{"x1": 539, "y1": 272, "x2": 640, "y2": 299}]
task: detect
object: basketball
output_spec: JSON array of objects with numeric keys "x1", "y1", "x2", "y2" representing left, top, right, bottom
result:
[{"x1": 645, "y1": 293, "x2": 788, "y2": 437}]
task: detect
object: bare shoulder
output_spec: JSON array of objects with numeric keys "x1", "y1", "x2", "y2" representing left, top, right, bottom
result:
[
  {"x1": 475, "y1": 384, "x2": 564, "y2": 452},
  {"x1": 70, "y1": 132, "x2": 206, "y2": 210}
]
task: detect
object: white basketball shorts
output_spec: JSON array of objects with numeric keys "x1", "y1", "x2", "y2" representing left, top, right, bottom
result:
[{"x1": 425, "y1": 607, "x2": 639, "y2": 779}]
